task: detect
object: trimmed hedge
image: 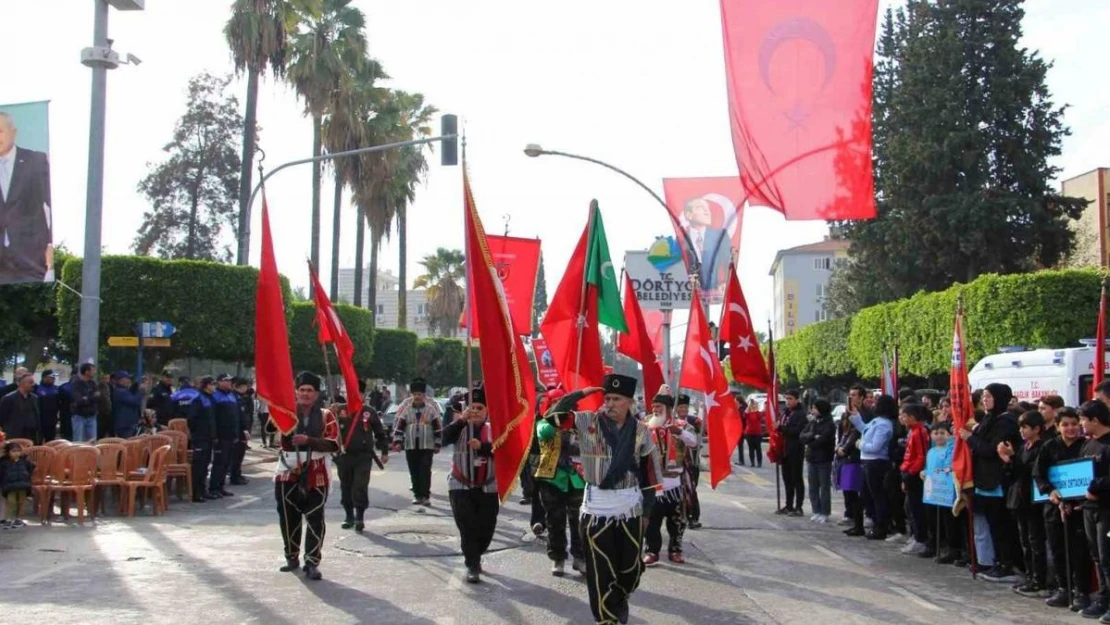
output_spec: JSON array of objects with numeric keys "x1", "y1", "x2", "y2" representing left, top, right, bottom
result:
[
  {"x1": 289, "y1": 301, "x2": 374, "y2": 376},
  {"x1": 415, "y1": 337, "x2": 483, "y2": 390},
  {"x1": 776, "y1": 269, "x2": 1103, "y2": 384},
  {"x1": 57, "y1": 255, "x2": 293, "y2": 364},
  {"x1": 372, "y1": 328, "x2": 418, "y2": 383}
]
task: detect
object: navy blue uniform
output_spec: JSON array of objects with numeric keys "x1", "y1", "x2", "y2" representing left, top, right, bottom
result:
[
  {"x1": 228, "y1": 389, "x2": 254, "y2": 483},
  {"x1": 187, "y1": 391, "x2": 216, "y2": 502},
  {"x1": 210, "y1": 389, "x2": 239, "y2": 493}
]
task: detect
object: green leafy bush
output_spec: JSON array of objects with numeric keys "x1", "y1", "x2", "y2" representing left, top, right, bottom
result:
[{"x1": 371, "y1": 328, "x2": 418, "y2": 383}]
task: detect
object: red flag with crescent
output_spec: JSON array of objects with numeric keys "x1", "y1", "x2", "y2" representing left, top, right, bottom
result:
[
  {"x1": 309, "y1": 262, "x2": 363, "y2": 417},
  {"x1": 720, "y1": 0, "x2": 879, "y2": 220},
  {"x1": 720, "y1": 264, "x2": 770, "y2": 390}
]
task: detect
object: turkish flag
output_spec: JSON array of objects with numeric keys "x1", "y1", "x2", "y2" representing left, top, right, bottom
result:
[
  {"x1": 720, "y1": 0, "x2": 879, "y2": 220},
  {"x1": 720, "y1": 264, "x2": 770, "y2": 390},
  {"x1": 764, "y1": 330, "x2": 785, "y2": 464},
  {"x1": 309, "y1": 262, "x2": 363, "y2": 417},
  {"x1": 1096, "y1": 286, "x2": 1106, "y2": 398},
  {"x1": 253, "y1": 192, "x2": 296, "y2": 434},
  {"x1": 463, "y1": 235, "x2": 541, "y2": 337},
  {"x1": 663, "y1": 176, "x2": 745, "y2": 293},
  {"x1": 679, "y1": 288, "x2": 743, "y2": 487},
  {"x1": 464, "y1": 166, "x2": 537, "y2": 502},
  {"x1": 617, "y1": 274, "x2": 665, "y2": 403}
]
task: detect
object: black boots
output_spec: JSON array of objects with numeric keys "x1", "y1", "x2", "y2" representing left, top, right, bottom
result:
[
  {"x1": 355, "y1": 507, "x2": 366, "y2": 533},
  {"x1": 341, "y1": 505, "x2": 355, "y2": 529}
]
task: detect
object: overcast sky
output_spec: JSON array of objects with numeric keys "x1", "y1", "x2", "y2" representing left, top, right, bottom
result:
[{"x1": 7, "y1": 0, "x2": 1109, "y2": 353}]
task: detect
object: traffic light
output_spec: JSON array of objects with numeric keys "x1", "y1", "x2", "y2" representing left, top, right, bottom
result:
[{"x1": 441, "y1": 114, "x2": 458, "y2": 166}]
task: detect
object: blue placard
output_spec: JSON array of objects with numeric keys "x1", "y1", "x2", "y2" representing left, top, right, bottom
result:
[
  {"x1": 1033, "y1": 457, "x2": 1095, "y2": 503},
  {"x1": 924, "y1": 469, "x2": 957, "y2": 508}
]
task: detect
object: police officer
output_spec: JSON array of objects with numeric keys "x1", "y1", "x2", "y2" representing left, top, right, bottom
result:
[
  {"x1": 210, "y1": 373, "x2": 239, "y2": 498},
  {"x1": 188, "y1": 376, "x2": 217, "y2": 503},
  {"x1": 171, "y1": 377, "x2": 199, "y2": 422},
  {"x1": 228, "y1": 377, "x2": 255, "y2": 486},
  {"x1": 336, "y1": 394, "x2": 389, "y2": 532},
  {"x1": 149, "y1": 370, "x2": 176, "y2": 427}
]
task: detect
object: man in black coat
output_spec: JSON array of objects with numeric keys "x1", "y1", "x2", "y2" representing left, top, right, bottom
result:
[
  {"x1": 148, "y1": 370, "x2": 176, "y2": 426},
  {"x1": 0, "y1": 112, "x2": 52, "y2": 284},
  {"x1": 777, "y1": 388, "x2": 810, "y2": 517},
  {"x1": 34, "y1": 369, "x2": 59, "y2": 442},
  {"x1": 0, "y1": 372, "x2": 40, "y2": 442}
]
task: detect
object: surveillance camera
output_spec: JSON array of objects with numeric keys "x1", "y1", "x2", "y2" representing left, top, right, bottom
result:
[{"x1": 126, "y1": 53, "x2": 142, "y2": 66}]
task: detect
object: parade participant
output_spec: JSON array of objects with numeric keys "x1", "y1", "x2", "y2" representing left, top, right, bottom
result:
[
  {"x1": 228, "y1": 378, "x2": 255, "y2": 486},
  {"x1": 34, "y1": 369, "x2": 59, "y2": 442},
  {"x1": 187, "y1": 376, "x2": 217, "y2": 503},
  {"x1": 998, "y1": 410, "x2": 1048, "y2": 597},
  {"x1": 335, "y1": 391, "x2": 389, "y2": 533},
  {"x1": 442, "y1": 385, "x2": 498, "y2": 583},
  {"x1": 545, "y1": 374, "x2": 663, "y2": 625},
  {"x1": 275, "y1": 372, "x2": 339, "y2": 580},
  {"x1": 778, "y1": 389, "x2": 809, "y2": 516},
  {"x1": 390, "y1": 377, "x2": 442, "y2": 506},
  {"x1": 148, "y1": 370, "x2": 176, "y2": 427},
  {"x1": 1079, "y1": 400, "x2": 1110, "y2": 621},
  {"x1": 209, "y1": 374, "x2": 239, "y2": 498},
  {"x1": 677, "y1": 394, "x2": 703, "y2": 529},
  {"x1": 534, "y1": 386, "x2": 585, "y2": 577},
  {"x1": 642, "y1": 386, "x2": 698, "y2": 565}
]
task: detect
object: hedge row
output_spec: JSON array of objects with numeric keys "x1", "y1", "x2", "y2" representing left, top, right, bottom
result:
[
  {"x1": 415, "y1": 337, "x2": 483, "y2": 390},
  {"x1": 289, "y1": 301, "x2": 374, "y2": 376},
  {"x1": 774, "y1": 269, "x2": 1103, "y2": 384}
]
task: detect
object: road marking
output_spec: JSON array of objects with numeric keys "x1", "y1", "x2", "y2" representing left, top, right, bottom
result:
[
  {"x1": 890, "y1": 586, "x2": 943, "y2": 612},
  {"x1": 730, "y1": 500, "x2": 782, "y2": 530},
  {"x1": 735, "y1": 467, "x2": 773, "y2": 488},
  {"x1": 812, "y1": 544, "x2": 845, "y2": 561},
  {"x1": 11, "y1": 562, "x2": 80, "y2": 588},
  {"x1": 227, "y1": 495, "x2": 259, "y2": 510}
]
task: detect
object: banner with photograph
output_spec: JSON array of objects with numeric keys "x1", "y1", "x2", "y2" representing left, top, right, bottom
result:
[
  {"x1": 662, "y1": 176, "x2": 745, "y2": 302},
  {"x1": 0, "y1": 100, "x2": 53, "y2": 285}
]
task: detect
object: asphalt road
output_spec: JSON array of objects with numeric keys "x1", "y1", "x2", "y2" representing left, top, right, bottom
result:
[{"x1": 0, "y1": 447, "x2": 1090, "y2": 624}]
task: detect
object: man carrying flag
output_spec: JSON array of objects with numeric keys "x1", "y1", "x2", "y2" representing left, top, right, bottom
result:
[{"x1": 544, "y1": 374, "x2": 663, "y2": 625}]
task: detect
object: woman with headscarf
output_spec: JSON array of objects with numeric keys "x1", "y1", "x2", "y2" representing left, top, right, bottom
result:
[{"x1": 961, "y1": 383, "x2": 1022, "y2": 583}]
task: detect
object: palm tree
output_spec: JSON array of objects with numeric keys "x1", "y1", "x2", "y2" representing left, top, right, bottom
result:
[
  {"x1": 414, "y1": 247, "x2": 466, "y2": 337},
  {"x1": 287, "y1": 0, "x2": 367, "y2": 279},
  {"x1": 224, "y1": 0, "x2": 320, "y2": 265}
]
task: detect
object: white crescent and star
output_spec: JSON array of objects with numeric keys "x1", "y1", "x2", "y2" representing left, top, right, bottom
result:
[
  {"x1": 601, "y1": 261, "x2": 615, "y2": 280},
  {"x1": 699, "y1": 346, "x2": 715, "y2": 379},
  {"x1": 728, "y1": 302, "x2": 750, "y2": 330}
]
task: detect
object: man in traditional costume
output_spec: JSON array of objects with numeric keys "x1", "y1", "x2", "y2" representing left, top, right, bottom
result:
[
  {"x1": 274, "y1": 372, "x2": 339, "y2": 581},
  {"x1": 545, "y1": 374, "x2": 663, "y2": 625},
  {"x1": 335, "y1": 387, "x2": 389, "y2": 532},
  {"x1": 676, "y1": 394, "x2": 703, "y2": 529},
  {"x1": 390, "y1": 377, "x2": 443, "y2": 506},
  {"x1": 534, "y1": 385, "x2": 586, "y2": 577},
  {"x1": 642, "y1": 386, "x2": 698, "y2": 565},
  {"x1": 443, "y1": 385, "x2": 499, "y2": 583}
]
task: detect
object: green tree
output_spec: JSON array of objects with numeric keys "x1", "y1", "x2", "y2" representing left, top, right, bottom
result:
[
  {"x1": 287, "y1": 0, "x2": 367, "y2": 276},
  {"x1": 414, "y1": 247, "x2": 465, "y2": 338},
  {"x1": 225, "y1": 0, "x2": 319, "y2": 264},
  {"x1": 531, "y1": 251, "x2": 548, "y2": 337},
  {"x1": 828, "y1": 1, "x2": 1085, "y2": 312},
  {"x1": 133, "y1": 72, "x2": 242, "y2": 262}
]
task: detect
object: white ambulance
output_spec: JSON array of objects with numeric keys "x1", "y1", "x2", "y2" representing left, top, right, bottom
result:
[{"x1": 968, "y1": 342, "x2": 1110, "y2": 407}]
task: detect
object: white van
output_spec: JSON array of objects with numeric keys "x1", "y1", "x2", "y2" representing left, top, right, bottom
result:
[{"x1": 968, "y1": 343, "x2": 1110, "y2": 407}]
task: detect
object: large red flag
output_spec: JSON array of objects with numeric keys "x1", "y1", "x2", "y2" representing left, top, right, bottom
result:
[
  {"x1": 463, "y1": 235, "x2": 542, "y2": 338},
  {"x1": 538, "y1": 211, "x2": 605, "y2": 411},
  {"x1": 1096, "y1": 286, "x2": 1106, "y2": 399},
  {"x1": 254, "y1": 192, "x2": 296, "y2": 434},
  {"x1": 464, "y1": 166, "x2": 537, "y2": 502},
  {"x1": 720, "y1": 0, "x2": 879, "y2": 220},
  {"x1": 679, "y1": 288, "x2": 743, "y2": 487},
  {"x1": 662, "y1": 176, "x2": 746, "y2": 295},
  {"x1": 950, "y1": 305, "x2": 974, "y2": 511},
  {"x1": 764, "y1": 329, "x2": 785, "y2": 464},
  {"x1": 617, "y1": 274, "x2": 665, "y2": 403},
  {"x1": 309, "y1": 263, "x2": 363, "y2": 417},
  {"x1": 720, "y1": 264, "x2": 770, "y2": 389}
]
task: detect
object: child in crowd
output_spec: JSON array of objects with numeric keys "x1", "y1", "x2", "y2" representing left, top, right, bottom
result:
[
  {"x1": 999, "y1": 410, "x2": 1048, "y2": 597},
  {"x1": 899, "y1": 403, "x2": 932, "y2": 555},
  {"x1": 923, "y1": 420, "x2": 966, "y2": 564},
  {"x1": 1078, "y1": 400, "x2": 1110, "y2": 621},
  {"x1": 1034, "y1": 407, "x2": 1090, "y2": 611},
  {"x1": 0, "y1": 442, "x2": 35, "y2": 529},
  {"x1": 835, "y1": 414, "x2": 863, "y2": 532}
]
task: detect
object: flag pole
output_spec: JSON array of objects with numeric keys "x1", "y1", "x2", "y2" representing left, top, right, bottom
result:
[
  {"x1": 464, "y1": 141, "x2": 474, "y2": 394},
  {"x1": 573, "y1": 202, "x2": 596, "y2": 381}
]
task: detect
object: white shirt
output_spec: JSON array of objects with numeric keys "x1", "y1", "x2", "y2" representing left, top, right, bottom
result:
[{"x1": 0, "y1": 145, "x2": 14, "y2": 203}]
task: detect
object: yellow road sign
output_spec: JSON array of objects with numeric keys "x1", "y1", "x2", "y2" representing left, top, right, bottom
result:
[
  {"x1": 145, "y1": 338, "x2": 171, "y2": 347},
  {"x1": 107, "y1": 336, "x2": 139, "y2": 347}
]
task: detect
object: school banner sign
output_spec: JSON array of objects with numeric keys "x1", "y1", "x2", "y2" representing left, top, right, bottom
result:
[
  {"x1": 0, "y1": 100, "x2": 53, "y2": 285},
  {"x1": 1032, "y1": 458, "x2": 1094, "y2": 503},
  {"x1": 923, "y1": 468, "x2": 957, "y2": 508}
]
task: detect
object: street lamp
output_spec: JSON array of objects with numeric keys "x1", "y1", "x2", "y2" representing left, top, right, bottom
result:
[{"x1": 77, "y1": 0, "x2": 144, "y2": 365}]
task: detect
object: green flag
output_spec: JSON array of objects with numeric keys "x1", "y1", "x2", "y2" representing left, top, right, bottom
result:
[{"x1": 584, "y1": 202, "x2": 629, "y2": 333}]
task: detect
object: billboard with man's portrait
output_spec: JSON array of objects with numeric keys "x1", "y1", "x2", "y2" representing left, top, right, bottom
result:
[
  {"x1": 0, "y1": 100, "x2": 53, "y2": 285},
  {"x1": 662, "y1": 177, "x2": 746, "y2": 304}
]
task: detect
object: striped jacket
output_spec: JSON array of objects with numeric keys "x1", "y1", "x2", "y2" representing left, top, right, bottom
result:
[
  {"x1": 391, "y1": 397, "x2": 443, "y2": 451},
  {"x1": 574, "y1": 410, "x2": 663, "y2": 492},
  {"x1": 442, "y1": 416, "x2": 496, "y2": 493}
]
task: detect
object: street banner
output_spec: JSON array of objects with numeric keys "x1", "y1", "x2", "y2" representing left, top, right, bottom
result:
[
  {"x1": 662, "y1": 176, "x2": 745, "y2": 296},
  {"x1": 530, "y1": 337, "x2": 560, "y2": 388},
  {"x1": 624, "y1": 250, "x2": 694, "y2": 311},
  {"x1": 1032, "y1": 458, "x2": 1094, "y2": 503},
  {"x1": 0, "y1": 100, "x2": 53, "y2": 285},
  {"x1": 719, "y1": 0, "x2": 879, "y2": 220},
  {"x1": 464, "y1": 235, "x2": 541, "y2": 337}
]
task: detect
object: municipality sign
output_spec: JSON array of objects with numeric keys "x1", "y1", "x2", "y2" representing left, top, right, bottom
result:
[{"x1": 624, "y1": 239, "x2": 693, "y2": 311}]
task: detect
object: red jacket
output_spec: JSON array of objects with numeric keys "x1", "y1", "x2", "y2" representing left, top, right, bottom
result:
[
  {"x1": 744, "y1": 409, "x2": 763, "y2": 435},
  {"x1": 900, "y1": 422, "x2": 929, "y2": 476}
]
